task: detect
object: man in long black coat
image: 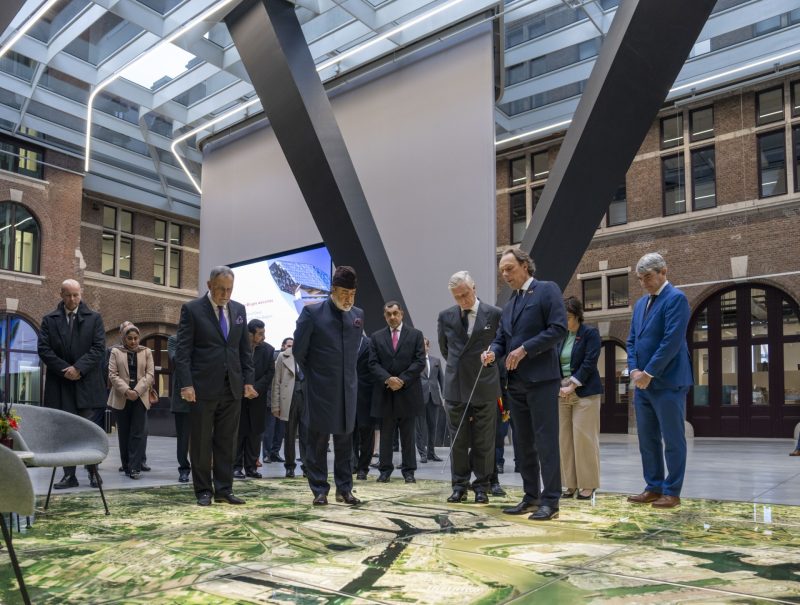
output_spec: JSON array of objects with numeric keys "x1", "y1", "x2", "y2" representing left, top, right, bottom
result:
[
  {"x1": 369, "y1": 301, "x2": 425, "y2": 483},
  {"x1": 352, "y1": 334, "x2": 375, "y2": 480},
  {"x1": 38, "y1": 279, "x2": 107, "y2": 489},
  {"x1": 175, "y1": 266, "x2": 256, "y2": 507},
  {"x1": 292, "y1": 266, "x2": 363, "y2": 506}
]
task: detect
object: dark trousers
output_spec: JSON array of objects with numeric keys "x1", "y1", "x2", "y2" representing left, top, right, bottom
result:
[
  {"x1": 284, "y1": 390, "x2": 307, "y2": 470},
  {"x1": 379, "y1": 415, "x2": 416, "y2": 476},
  {"x1": 352, "y1": 424, "x2": 374, "y2": 473},
  {"x1": 507, "y1": 376, "x2": 561, "y2": 508},
  {"x1": 64, "y1": 408, "x2": 98, "y2": 477},
  {"x1": 445, "y1": 399, "x2": 496, "y2": 491},
  {"x1": 189, "y1": 395, "x2": 240, "y2": 496},
  {"x1": 415, "y1": 398, "x2": 440, "y2": 458},
  {"x1": 305, "y1": 428, "x2": 353, "y2": 496},
  {"x1": 488, "y1": 405, "x2": 509, "y2": 486},
  {"x1": 174, "y1": 412, "x2": 191, "y2": 472},
  {"x1": 634, "y1": 387, "x2": 688, "y2": 497},
  {"x1": 262, "y1": 413, "x2": 285, "y2": 459},
  {"x1": 236, "y1": 398, "x2": 266, "y2": 471},
  {"x1": 115, "y1": 399, "x2": 147, "y2": 473}
]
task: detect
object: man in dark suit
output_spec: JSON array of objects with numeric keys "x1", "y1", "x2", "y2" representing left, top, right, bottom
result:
[
  {"x1": 415, "y1": 337, "x2": 444, "y2": 464},
  {"x1": 234, "y1": 319, "x2": 275, "y2": 479},
  {"x1": 438, "y1": 271, "x2": 502, "y2": 503},
  {"x1": 38, "y1": 279, "x2": 107, "y2": 489},
  {"x1": 175, "y1": 266, "x2": 256, "y2": 506},
  {"x1": 293, "y1": 266, "x2": 363, "y2": 506},
  {"x1": 369, "y1": 301, "x2": 426, "y2": 483},
  {"x1": 626, "y1": 252, "x2": 693, "y2": 509},
  {"x1": 167, "y1": 334, "x2": 191, "y2": 483},
  {"x1": 484, "y1": 249, "x2": 567, "y2": 521}
]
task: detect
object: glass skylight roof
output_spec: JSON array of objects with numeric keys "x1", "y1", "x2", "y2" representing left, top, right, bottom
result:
[{"x1": 120, "y1": 42, "x2": 196, "y2": 90}]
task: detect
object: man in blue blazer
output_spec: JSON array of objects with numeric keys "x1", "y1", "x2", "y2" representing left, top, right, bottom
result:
[
  {"x1": 484, "y1": 249, "x2": 567, "y2": 521},
  {"x1": 626, "y1": 253, "x2": 693, "y2": 509},
  {"x1": 293, "y1": 266, "x2": 364, "y2": 506},
  {"x1": 176, "y1": 266, "x2": 256, "y2": 507}
]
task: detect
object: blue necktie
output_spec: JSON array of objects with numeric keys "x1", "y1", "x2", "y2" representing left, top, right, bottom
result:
[{"x1": 218, "y1": 305, "x2": 228, "y2": 340}]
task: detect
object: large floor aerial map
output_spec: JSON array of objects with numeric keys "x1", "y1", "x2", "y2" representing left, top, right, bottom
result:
[{"x1": 1, "y1": 479, "x2": 799, "y2": 604}]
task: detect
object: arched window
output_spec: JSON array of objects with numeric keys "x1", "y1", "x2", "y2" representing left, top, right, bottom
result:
[
  {"x1": 0, "y1": 202, "x2": 41, "y2": 274},
  {"x1": 0, "y1": 314, "x2": 42, "y2": 404},
  {"x1": 688, "y1": 284, "x2": 800, "y2": 437}
]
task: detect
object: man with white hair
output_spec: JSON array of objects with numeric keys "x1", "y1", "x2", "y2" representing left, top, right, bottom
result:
[
  {"x1": 626, "y1": 252, "x2": 693, "y2": 509},
  {"x1": 438, "y1": 271, "x2": 502, "y2": 504}
]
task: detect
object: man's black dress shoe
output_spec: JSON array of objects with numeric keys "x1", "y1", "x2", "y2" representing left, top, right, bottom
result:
[
  {"x1": 474, "y1": 491, "x2": 489, "y2": 504},
  {"x1": 404, "y1": 474, "x2": 416, "y2": 484},
  {"x1": 490, "y1": 483, "x2": 506, "y2": 497},
  {"x1": 178, "y1": 470, "x2": 190, "y2": 483},
  {"x1": 245, "y1": 470, "x2": 262, "y2": 479},
  {"x1": 369, "y1": 462, "x2": 380, "y2": 469},
  {"x1": 335, "y1": 491, "x2": 361, "y2": 505},
  {"x1": 428, "y1": 453, "x2": 443, "y2": 462},
  {"x1": 141, "y1": 464, "x2": 151, "y2": 472},
  {"x1": 129, "y1": 471, "x2": 141, "y2": 480},
  {"x1": 197, "y1": 492, "x2": 212, "y2": 506},
  {"x1": 233, "y1": 469, "x2": 246, "y2": 479},
  {"x1": 376, "y1": 472, "x2": 391, "y2": 483},
  {"x1": 356, "y1": 471, "x2": 368, "y2": 480},
  {"x1": 54, "y1": 475, "x2": 78, "y2": 489},
  {"x1": 503, "y1": 500, "x2": 538, "y2": 515},
  {"x1": 313, "y1": 493, "x2": 328, "y2": 506},
  {"x1": 285, "y1": 468, "x2": 295, "y2": 478},
  {"x1": 270, "y1": 454, "x2": 285, "y2": 463},
  {"x1": 528, "y1": 505, "x2": 559, "y2": 521},
  {"x1": 215, "y1": 492, "x2": 245, "y2": 505},
  {"x1": 447, "y1": 490, "x2": 467, "y2": 503},
  {"x1": 419, "y1": 457, "x2": 428, "y2": 464},
  {"x1": 118, "y1": 466, "x2": 126, "y2": 473}
]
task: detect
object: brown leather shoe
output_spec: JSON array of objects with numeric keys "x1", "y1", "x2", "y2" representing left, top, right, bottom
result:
[
  {"x1": 790, "y1": 449, "x2": 800, "y2": 457},
  {"x1": 651, "y1": 495, "x2": 681, "y2": 509},
  {"x1": 626, "y1": 490, "x2": 661, "y2": 504}
]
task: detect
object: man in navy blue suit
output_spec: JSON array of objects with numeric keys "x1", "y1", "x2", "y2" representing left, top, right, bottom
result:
[
  {"x1": 483, "y1": 249, "x2": 566, "y2": 521},
  {"x1": 626, "y1": 253, "x2": 693, "y2": 509}
]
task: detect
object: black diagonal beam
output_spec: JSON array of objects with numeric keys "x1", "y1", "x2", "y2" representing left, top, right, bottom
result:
[
  {"x1": 225, "y1": 0, "x2": 407, "y2": 332},
  {"x1": 511, "y1": 0, "x2": 716, "y2": 302}
]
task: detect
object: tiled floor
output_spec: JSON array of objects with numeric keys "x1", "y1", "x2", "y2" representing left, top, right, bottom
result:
[{"x1": 3, "y1": 434, "x2": 798, "y2": 604}]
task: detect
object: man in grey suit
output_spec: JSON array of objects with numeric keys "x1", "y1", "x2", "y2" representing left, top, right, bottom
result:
[
  {"x1": 415, "y1": 338, "x2": 444, "y2": 463},
  {"x1": 438, "y1": 271, "x2": 502, "y2": 504},
  {"x1": 175, "y1": 266, "x2": 256, "y2": 507}
]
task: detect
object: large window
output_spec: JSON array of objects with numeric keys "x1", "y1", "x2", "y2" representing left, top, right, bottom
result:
[
  {"x1": 510, "y1": 191, "x2": 526, "y2": 244},
  {"x1": 691, "y1": 147, "x2": 717, "y2": 210},
  {"x1": 660, "y1": 114, "x2": 683, "y2": 149},
  {"x1": 793, "y1": 125, "x2": 800, "y2": 192},
  {"x1": 509, "y1": 157, "x2": 525, "y2": 186},
  {"x1": 0, "y1": 314, "x2": 42, "y2": 405},
  {"x1": 607, "y1": 185, "x2": 627, "y2": 226},
  {"x1": 756, "y1": 87, "x2": 784, "y2": 126},
  {"x1": 758, "y1": 130, "x2": 787, "y2": 198},
  {"x1": 154, "y1": 219, "x2": 182, "y2": 288},
  {"x1": 582, "y1": 278, "x2": 602, "y2": 311},
  {"x1": 607, "y1": 274, "x2": 629, "y2": 309},
  {"x1": 531, "y1": 151, "x2": 549, "y2": 181},
  {"x1": 0, "y1": 202, "x2": 40, "y2": 274},
  {"x1": 0, "y1": 135, "x2": 44, "y2": 179},
  {"x1": 662, "y1": 154, "x2": 686, "y2": 216},
  {"x1": 102, "y1": 205, "x2": 133, "y2": 279},
  {"x1": 690, "y1": 106, "x2": 714, "y2": 142}
]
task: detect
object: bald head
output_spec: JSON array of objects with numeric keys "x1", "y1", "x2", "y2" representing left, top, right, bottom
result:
[{"x1": 60, "y1": 279, "x2": 82, "y2": 312}]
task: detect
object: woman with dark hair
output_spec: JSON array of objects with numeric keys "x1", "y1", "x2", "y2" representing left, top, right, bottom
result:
[
  {"x1": 558, "y1": 297, "x2": 603, "y2": 500},
  {"x1": 107, "y1": 324, "x2": 154, "y2": 479}
]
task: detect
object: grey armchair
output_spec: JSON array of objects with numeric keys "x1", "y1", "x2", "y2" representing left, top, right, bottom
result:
[
  {"x1": 12, "y1": 404, "x2": 110, "y2": 515},
  {"x1": 0, "y1": 444, "x2": 35, "y2": 605}
]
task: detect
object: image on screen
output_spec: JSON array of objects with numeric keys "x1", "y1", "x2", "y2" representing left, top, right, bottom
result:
[{"x1": 231, "y1": 244, "x2": 332, "y2": 349}]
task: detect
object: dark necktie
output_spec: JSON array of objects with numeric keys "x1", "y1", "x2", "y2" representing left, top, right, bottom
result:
[
  {"x1": 511, "y1": 290, "x2": 522, "y2": 316},
  {"x1": 460, "y1": 309, "x2": 469, "y2": 332},
  {"x1": 67, "y1": 311, "x2": 74, "y2": 328},
  {"x1": 218, "y1": 305, "x2": 228, "y2": 340},
  {"x1": 644, "y1": 294, "x2": 657, "y2": 319}
]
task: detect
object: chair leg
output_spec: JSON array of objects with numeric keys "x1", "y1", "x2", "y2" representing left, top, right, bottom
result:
[
  {"x1": 1, "y1": 514, "x2": 32, "y2": 605},
  {"x1": 43, "y1": 468, "x2": 56, "y2": 511},
  {"x1": 91, "y1": 467, "x2": 110, "y2": 516}
]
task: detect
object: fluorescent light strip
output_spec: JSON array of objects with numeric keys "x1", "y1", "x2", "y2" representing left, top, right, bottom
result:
[
  {"x1": 84, "y1": 0, "x2": 239, "y2": 172},
  {"x1": 0, "y1": 0, "x2": 61, "y2": 61},
  {"x1": 495, "y1": 119, "x2": 572, "y2": 146},
  {"x1": 670, "y1": 47, "x2": 800, "y2": 93},
  {"x1": 171, "y1": 0, "x2": 472, "y2": 193}
]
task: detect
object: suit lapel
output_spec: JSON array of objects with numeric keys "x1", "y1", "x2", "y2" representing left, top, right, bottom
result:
[
  {"x1": 640, "y1": 284, "x2": 668, "y2": 332},
  {"x1": 394, "y1": 325, "x2": 410, "y2": 356},
  {"x1": 511, "y1": 280, "x2": 537, "y2": 328},
  {"x1": 465, "y1": 303, "x2": 486, "y2": 347}
]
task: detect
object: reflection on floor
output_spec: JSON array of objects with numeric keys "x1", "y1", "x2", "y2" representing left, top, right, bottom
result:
[{"x1": 1, "y1": 479, "x2": 799, "y2": 604}]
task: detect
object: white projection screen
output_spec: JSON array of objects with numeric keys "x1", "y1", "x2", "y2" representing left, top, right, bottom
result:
[{"x1": 200, "y1": 27, "x2": 496, "y2": 355}]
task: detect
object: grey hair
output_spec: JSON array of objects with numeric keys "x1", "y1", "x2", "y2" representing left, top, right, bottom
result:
[
  {"x1": 636, "y1": 253, "x2": 667, "y2": 275},
  {"x1": 209, "y1": 266, "x2": 234, "y2": 281},
  {"x1": 448, "y1": 270, "x2": 475, "y2": 290}
]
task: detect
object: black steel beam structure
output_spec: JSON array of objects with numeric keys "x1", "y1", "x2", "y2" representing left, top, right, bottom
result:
[
  {"x1": 511, "y1": 0, "x2": 717, "y2": 301},
  {"x1": 225, "y1": 0, "x2": 407, "y2": 332}
]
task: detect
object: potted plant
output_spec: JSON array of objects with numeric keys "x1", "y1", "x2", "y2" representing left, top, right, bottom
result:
[{"x1": 0, "y1": 402, "x2": 20, "y2": 449}]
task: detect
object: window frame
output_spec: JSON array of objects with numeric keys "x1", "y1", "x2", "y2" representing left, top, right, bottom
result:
[
  {"x1": 0, "y1": 201, "x2": 41, "y2": 275},
  {"x1": 101, "y1": 204, "x2": 134, "y2": 280},
  {"x1": 689, "y1": 106, "x2": 714, "y2": 142},
  {"x1": 691, "y1": 146, "x2": 717, "y2": 211},
  {"x1": 606, "y1": 273, "x2": 629, "y2": 309},
  {"x1": 757, "y1": 129, "x2": 787, "y2": 199},
  {"x1": 153, "y1": 218, "x2": 183, "y2": 288},
  {"x1": 660, "y1": 114, "x2": 684, "y2": 150},
  {"x1": 582, "y1": 277, "x2": 603, "y2": 311},
  {"x1": 755, "y1": 86, "x2": 784, "y2": 126},
  {"x1": 662, "y1": 152, "x2": 686, "y2": 216}
]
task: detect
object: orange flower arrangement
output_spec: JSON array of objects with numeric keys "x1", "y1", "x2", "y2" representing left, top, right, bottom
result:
[{"x1": 0, "y1": 402, "x2": 21, "y2": 442}]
